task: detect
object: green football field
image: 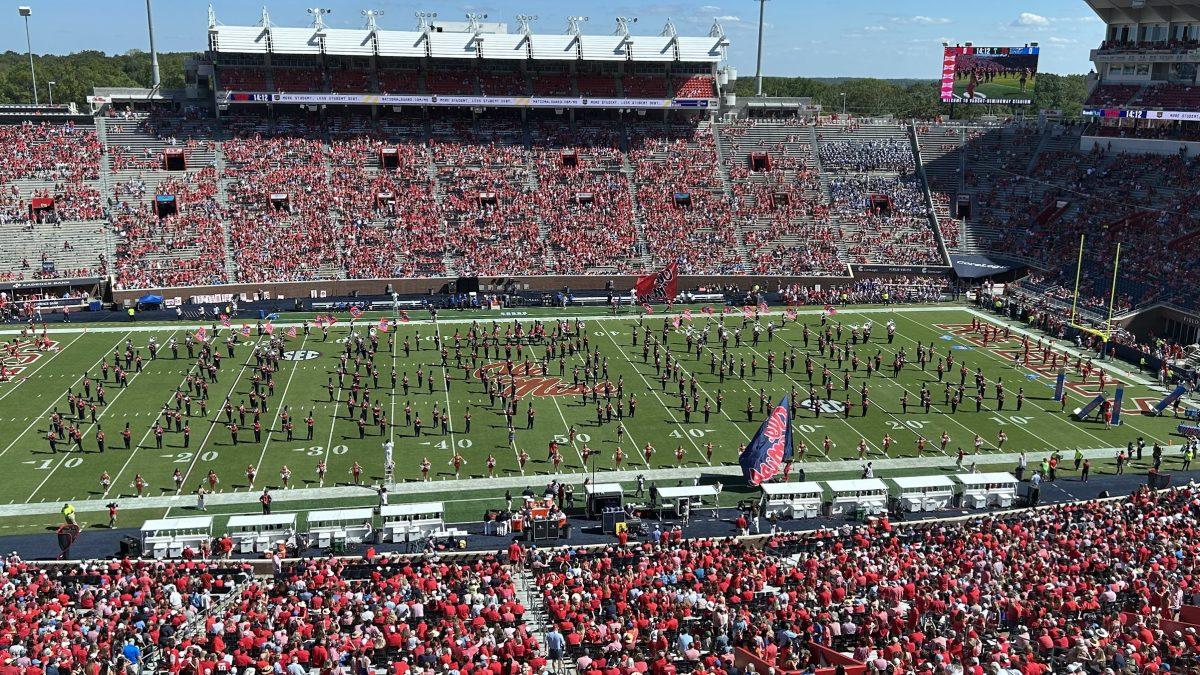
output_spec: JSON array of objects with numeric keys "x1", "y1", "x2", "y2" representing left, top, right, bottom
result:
[
  {"x1": 0, "y1": 302, "x2": 1188, "y2": 531},
  {"x1": 953, "y1": 72, "x2": 1034, "y2": 102}
]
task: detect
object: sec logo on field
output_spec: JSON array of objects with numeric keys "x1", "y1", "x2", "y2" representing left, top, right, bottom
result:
[
  {"x1": 281, "y1": 350, "x2": 321, "y2": 361},
  {"x1": 799, "y1": 398, "x2": 846, "y2": 415}
]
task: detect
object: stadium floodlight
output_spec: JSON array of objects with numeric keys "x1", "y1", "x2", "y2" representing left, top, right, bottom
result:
[
  {"x1": 751, "y1": 0, "x2": 769, "y2": 97},
  {"x1": 566, "y1": 16, "x2": 589, "y2": 34},
  {"x1": 362, "y1": 10, "x2": 384, "y2": 33},
  {"x1": 840, "y1": 92, "x2": 846, "y2": 115},
  {"x1": 516, "y1": 15, "x2": 538, "y2": 35},
  {"x1": 307, "y1": 7, "x2": 332, "y2": 31},
  {"x1": 415, "y1": 11, "x2": 438, "y2": 31},
  {"x1": 146, "y1": 0, "x2": 161, "y2": 88},
  {"x1": 18, "y1": 7, "x2": 37, "y2": 106},
  {"x1": 466, "y1": 12, "x2": 488, "y2": 33},
  {"x1": 47, "y1": 81, "x2": 55, "y2": 106}
]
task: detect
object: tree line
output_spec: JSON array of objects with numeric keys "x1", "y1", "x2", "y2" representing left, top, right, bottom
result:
[
  {"x1": 732, "y1": 74, "x2": 1090, "y2": 119},
  {"x1": 0, "y1": 50, "x2": 189, "y2": 107}
]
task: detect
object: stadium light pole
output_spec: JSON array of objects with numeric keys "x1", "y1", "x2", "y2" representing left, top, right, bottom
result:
[
  {"x1": 752, "y1": 0, "x2": 768, "y2": 96},
  {"x1": 47, "y1": 81, "x2": 56, "y2": 106},
  {"x1": 18, "y1": 7, "x2": 38, "y2": 106},
  {"x1": 146, "y1": 0, "x2": 161, "y2": 88},
  {"x1": 840, "y1": 92, "x2": 846, "y2": 115}
]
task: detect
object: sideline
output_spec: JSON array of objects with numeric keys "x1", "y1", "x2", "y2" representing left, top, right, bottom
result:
[
  {"x1": 0, "y1": 444, "x2": 1138, "y2": 519},
  {"x1": 0, "y1": 305, "x2": 960, "y2": 336}
]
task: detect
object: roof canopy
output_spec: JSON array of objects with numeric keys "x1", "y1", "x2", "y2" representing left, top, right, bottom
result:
[{"x1": 209, "y1": 14, "x2": 726, "y2": 63}]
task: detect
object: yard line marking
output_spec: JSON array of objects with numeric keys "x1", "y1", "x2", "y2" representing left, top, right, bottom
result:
[
  {"x1": 163, "y1": 333, "x2": 267, "y2": 518},
  {"x1": 430, "y1": 322, "x2": 459, "y2": 461},
  {"x1": 519, "y1": 342, "x2": 586, "y2": 470},
  {"x1": 0, "y1": 332, "x2": 86, "y2": 405},
  {"x1": 890, "y1": 311, "x2": 1131, "y2": 450},
  {"x1": 252, "y1": 331, "x2": 309, "y2": 486},
  {"x1": 0, "y1": 331, "x2": 133, "y2": 463},
  {"x1": 108, "y1": 331, "x2": 234, "y2": 494},
  {"x1": 596, "y1": 326, "x2": 707, "y2": 467},
  {"x1": 27, "y1": 331, "x2": 179, "y2": 502},
  {"x1": 826, "y1": 311, "x2": 1039, "y2": 457}
]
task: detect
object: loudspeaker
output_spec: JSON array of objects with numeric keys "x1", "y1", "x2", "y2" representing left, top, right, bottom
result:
[{"x1": 120, "y1": 536, "x2": 143, "y2": 557}]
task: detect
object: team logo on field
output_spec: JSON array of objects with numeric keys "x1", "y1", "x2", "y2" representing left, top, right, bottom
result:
[
  {"x1": 281, "y1": 350, "x2": 321, "y2": 361},
  {"x1": 474, "y1": 362, "x2": 609, "y2": 398},
  {"x1": 0, "y1": 338, "x2": 59, "y2": 379},
  {"x1": 798, "y1": 398, "x2": 846, "y2": 415}
]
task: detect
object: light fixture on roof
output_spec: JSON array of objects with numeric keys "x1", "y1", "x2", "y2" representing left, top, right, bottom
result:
[
  {"x1": 307, "y1": 7, "x2": 331, "y2": 33},
  {"x1": 517, "y1": 14, "x2": 538, "y2": 35},
  {"x1": 566, "y1": 16, "x2": 589, "y2": 34},
  {"x1": 415, "y1": 11, "x2": 438, "y2": 32},
  {"x1": 362, "y1": 9, "x2": 384, "y2": 33}
]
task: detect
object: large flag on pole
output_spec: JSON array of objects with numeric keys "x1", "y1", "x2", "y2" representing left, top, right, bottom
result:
[
  {"x1": 738, "y1": 396, "x2": 794, "y2": 486},
  {"x1": 634, "y1": 262, "x2": 678, "y2": 304}
]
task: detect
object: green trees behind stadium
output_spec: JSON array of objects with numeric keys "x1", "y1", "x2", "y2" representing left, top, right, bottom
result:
[
  {"x1": 0, "y1": 50, "x2": 188, "y2": 107},
  {"x1": 734, "y1": 74, "x2": 1089, "y2": 118}
]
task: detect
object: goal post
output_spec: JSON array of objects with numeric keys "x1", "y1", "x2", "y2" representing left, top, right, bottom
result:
[{"x1": 1068, "y1": 235, "x2": 1122, "y2": 343}]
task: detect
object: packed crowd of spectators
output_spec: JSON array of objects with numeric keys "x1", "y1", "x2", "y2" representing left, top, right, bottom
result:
[
  {"x1": 111, "y1": 169, "x2": 229, "y2": 290},
  {"x1": 328, "y1": 128, "x2": 447, "y2": 279},
  {"x1": 11, "y1": 472, "x2": 1200, "y2": 675},
  {"x1": 0, "y1": 122, "x2": 101, "y2": 184},
  {"x1": 819, "y1": 140, "x2": 915, "y2": 173},
  {"x1": 629, "y1": 123, "x2": 745, "y2": 274},
  {"x1": 0, "y1": 556, "x2": 250, "y2": 675},
  {"x1": 171, "y1": 555, "x2": 539, "y2": 675},
  {"x1": 531, "y1": 123, "x2": 639, "y2": 274},
  {"x1": 224, "y1": 122, "x2": 343, "y2": 283},
  {"x1": 780, "y1": 275, "x2": 947, "y2": 305},
  {"x1": 829, "y1": 175, "x2": 942, "y2": 265},
  {"x1": 431, "y1": 120, "x2": 548, "y2": 275},
  {"x1": 534, "y1": 484, "x2": 1200, "y2": 675}
]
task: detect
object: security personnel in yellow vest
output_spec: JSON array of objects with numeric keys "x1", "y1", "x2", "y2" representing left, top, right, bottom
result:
[{"x1": 61, "y1": 502, "x2": 77, "y2": 526}]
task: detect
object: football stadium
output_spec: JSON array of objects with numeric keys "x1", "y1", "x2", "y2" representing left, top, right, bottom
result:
[{"x1": 0, "y1": 0, "x2": 1199, "y2": 672}]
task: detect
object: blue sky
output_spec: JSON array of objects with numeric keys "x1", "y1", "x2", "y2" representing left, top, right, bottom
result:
[{"x1": 2, "y1": 0, "x2": 1105, "y2": 77}]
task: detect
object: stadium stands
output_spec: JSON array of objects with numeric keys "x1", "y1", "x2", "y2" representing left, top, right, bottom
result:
[
  {"x1": 718, "y1": 118, "x2": 845, "y2": 276},
  {"x1": 0, "y1": 558, "x2": 251, "y2": 674},
  {"x1": 2, "y1": 107, "x2": 1196, "y2": 313},
  {"x1": 433, "y1": 118, "x2": 548, "y2": 276},
  {"x1": 223, "y1": 119, "x2": 343, "y2": 283},
  {"x1": 817, "y1": 121, "x2": 944, "y2": 266},
  {"x1": 629, "y1": 121, "x2": 746, "y2": 274},
  {"x1": 535, "y1": 484, "x2": 1200, "y2": 675},
  {"x1": 1084, "y1": 84, "x2": 1142, "y2": 108}
]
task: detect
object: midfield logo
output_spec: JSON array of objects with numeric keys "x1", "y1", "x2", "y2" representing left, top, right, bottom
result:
[{"x1": 474, "y1": 362, "x2": 610, "y2": 398}]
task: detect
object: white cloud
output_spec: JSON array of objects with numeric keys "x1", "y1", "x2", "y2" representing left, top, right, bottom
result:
[
  {"x1": 698, "y1": 5, "x2": 721, "y2": 13},
  {"x1": 897, "y1": 15, "x2": 951, "y2": 25},
  {"x1": 863, "y1": 25, "x2": 887, "y2": 32},
  {"x1": 715, "y1": 14, "x2": 742, "y2": 22},
  {"x1": 1013, "y1": 12, "x2": 1050, "y2": 27},
  {"x1": 1047, "y1": 36, "x2": 1076, "y2": 44}
]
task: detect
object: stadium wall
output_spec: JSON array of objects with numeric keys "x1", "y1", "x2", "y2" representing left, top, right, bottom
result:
[
  {"x1": 1081, "y1": 135, "x2": 1200, "y2": 158},
  {"x1": 109, "y1": 273, "x2": 866, "y2": 303}
]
